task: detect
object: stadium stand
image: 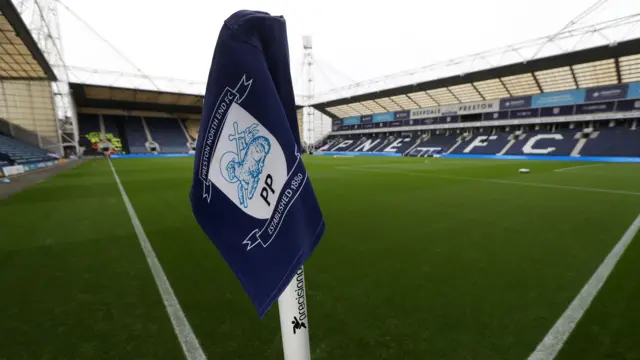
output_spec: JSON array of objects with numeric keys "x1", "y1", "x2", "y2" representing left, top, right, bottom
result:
[
  {"x1": 350, "y1": 137, "x2": 383, "y2": 152},
  {"x1": 378, "y1": 136, "x2": 415, "y2": 153},
  {"x1": 78, "y1": 114, "x2": 101, "y2": 155},
  {"x1": 183, "y1": 119, "x2": 199, "y2": 141},
  {"x1": 0, "y1": 134, "x2": 55, "y2": 164},
  {"x1": 504, "y1": 129, "x2": 581, "y2": 156},
  {"x1": 316, "y1": 137, "x2": 339, "y2": 151},
  {"x1": 102, "y1": 115, "x2": 124, "y2": 153},
  {"x1": 145, "y1": 117, "x2": 188, "y2": 153},
  {"x1": 406, "y1": 133, "x2": 459, "y2": 156},
  {"x1": 330, "y1": 138, "x2": 357, "y2": 151},
  {"x1": 323, "y1": 119, "x2": 640, "y2": 157},
  {"x1": 70, "y1": 83, "x2": 204, "y2": 155},
  {"x1": 581, "y1": 127, "x2": 640, "y2": 157},
  {"x1": 124, "y1": 117, "x2": 149, "y2": 153},
  {"x1": 454, "y1": 132, "x2": 512, "y2": 155},
  {"x1": 315, "y1": 37, "x2": 640, "y2": 160}
]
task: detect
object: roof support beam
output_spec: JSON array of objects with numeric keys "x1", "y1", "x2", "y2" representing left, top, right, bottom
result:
[
  {"x1": 614, "y1": 57, "x2": 621, "y2": 84},
  {"x1": 0, "y1": 0, "x2": 57, "y2": 80},
  {"x1": 569, "y1": 66, "x2": 579, "y2": 88},
  {"x1": 388, "y1": 97, "x2": 404, "y2": 110},
  {"x1": 360, "y1": 103, "x2": 378, "y2": 114},
  {"x1": 446, "y1": 88, "x2": 462, "y2": 103},
  {"x1": 531, "y1": 73, "x2": 543, "y2": 93},
  {"x1": 406, "y1": 96, "x2": 420, "y2": 108},
  {"x1": 470, "y1": 83, "x2": 485, "y2": 100},
  {"x1": 313, "y1": 38, "x2": 640, "y2": 109},
  {"x1": 424, "y1": 92, "x2": 441, "y2": 106},
  {"x1": 346, "y1": 104, "x2": 363, "y2": 115},
  {"x1": 373, "y1": 99, "x2": 390, "y2": 112},
  {"x1": 497, "y1": 78, "x2": 513, "y2": 97}
]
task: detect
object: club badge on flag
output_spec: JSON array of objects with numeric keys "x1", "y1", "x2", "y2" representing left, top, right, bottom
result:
[{"x1": 190, "y1": 10, "x2": 325, "y2": 318}]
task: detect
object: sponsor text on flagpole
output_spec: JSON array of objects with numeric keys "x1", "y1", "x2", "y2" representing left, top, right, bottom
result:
[{"x1": 278, "y1": 266, "x2": 311, "y2": 360}]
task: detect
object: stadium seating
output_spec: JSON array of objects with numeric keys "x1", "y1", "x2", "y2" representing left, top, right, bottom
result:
[
  {"x1": 349, "y1": 136, "x2": 383, "y2": 152},
  {"x1": 345, "y1": 136, "x2": 368, "y2": 151},
  {"x1": 581, "y1": 127, "x2": 640, "y2": 157},
  {"x1": 505, "y1": 130, "x2": 580, "y2": 156},
  {"x1": 375, "y1": 136, "x2": 414, "y2": 153},
  {"x1": 0, "y1": 134, "x2": 55, "y2": 164},
  {"x1": 329, "y1": 138, "x2": 360, "y2": 151},
  {"x1": 407, "y1": 133, "x2": 459, "y2": 156},
  {"x1": 78, "y1": 114, "x2": 101, "y2": 155},
  {"x1": 316, "y1": 137, "x2": 340, "y2": 151},
  {"x1": 452, "y1": 132, "x2": 512, "y2": 155},
  {"x1": 102, "y1": 115, "x2": 124, "y2": 153},
  {"x1": 102, "y1": 116, "x2": 121, "y2": 139},
  {"x1": 124, "y1": 117, "x2": 149, "y2": 153},
  {"x1": 145, "y1": 117, "x2": 189, "y2": 153},
  {"x1": 0, "y1": 152, "x2": 11, "y2": 167}
]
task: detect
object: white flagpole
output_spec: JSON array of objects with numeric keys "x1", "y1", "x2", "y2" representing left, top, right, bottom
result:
[{"x1": 278, "y1": 266, "x2": 311, "y2": 360}]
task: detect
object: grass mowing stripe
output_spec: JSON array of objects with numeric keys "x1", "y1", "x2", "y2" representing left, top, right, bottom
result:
[
  {"x1": 342, "y1": 167, "x2": 640, "y2": 196},
  {"x1": 553, "y1": 164, "x2": 604, "y2": 172},
  {"x1": 527, "y1": 212, "x2": 640, "y2": 360},
  {"x1": 108, "y1": 159, "x2": 207, "y2": 360}
]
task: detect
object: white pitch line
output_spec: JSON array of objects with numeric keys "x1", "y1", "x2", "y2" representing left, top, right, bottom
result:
[
  {"x1": 528, "y1": 212, "x2": 640, "y2": 360},
  {"x1": 341, "y1": 167, "x2": 640, "y2": 196},
  {"x1": 553, "y1": 164, "x2": 604, "y2": 172},
  {"x1": 108, "y1": 159, "x2": 207, "y2": 360}
]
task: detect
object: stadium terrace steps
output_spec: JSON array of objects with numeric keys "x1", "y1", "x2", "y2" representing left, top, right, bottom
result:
[
  {"x1": 145, "y1": 118, "x2": 189, "y2": 153},
  {"x1": 140, "y1": 117, "x2": 154, "y2": 143},
  {"x1": 0, "y1": 135, "x2": 55, "y2": 164},
  {"x1": 177, "y1": 119, "x2": 192, "y2": 142}
]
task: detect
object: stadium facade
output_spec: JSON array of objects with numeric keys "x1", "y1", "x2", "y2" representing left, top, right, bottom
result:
[{"x1": 310, "y1": 27, "x2": 640, "y2": 160}]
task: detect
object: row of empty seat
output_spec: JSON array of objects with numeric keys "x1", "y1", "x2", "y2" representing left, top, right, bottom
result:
[
  {"x1": 322, "y1": 124, "x2": 640, "y2": 157},
  {"x1": 78, "y1": 114, "x2": 197, "y2": 154},
  {"x1": 0, "y1": 134, "x2": 56, "y2": 165}
]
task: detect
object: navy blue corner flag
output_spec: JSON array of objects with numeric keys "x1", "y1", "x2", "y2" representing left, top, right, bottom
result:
[{"x1": 190, "y1": 10, "x2": 325, "y2": 318}]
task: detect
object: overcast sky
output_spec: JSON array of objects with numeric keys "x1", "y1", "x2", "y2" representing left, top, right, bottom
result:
[{"x1": 57, "y1": 0, "x2": 638, "y2": 96}]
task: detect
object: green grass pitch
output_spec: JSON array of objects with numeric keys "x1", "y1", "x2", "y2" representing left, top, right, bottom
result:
[{"x1": 1, "y1": 156, "x2": 639, "y2": 360}]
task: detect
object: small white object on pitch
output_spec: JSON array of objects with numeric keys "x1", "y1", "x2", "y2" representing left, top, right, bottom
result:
[{"x1": 519, "y1": 168, "x2": 531, "y2": 174}]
